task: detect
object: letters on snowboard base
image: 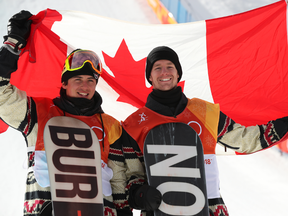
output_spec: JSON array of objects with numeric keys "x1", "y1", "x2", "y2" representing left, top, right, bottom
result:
[
  {"x1": 144, "y1": 122, "x2": 209, "y2": 216},
  {"x1": 44, "y1": 116, "x2": 103, "y2": 216}
]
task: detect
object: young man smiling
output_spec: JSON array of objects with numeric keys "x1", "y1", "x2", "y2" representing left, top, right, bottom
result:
[
  {"x1": 63, "y1": 75, "x2": 97, "y2": 99},
  {"x1": 0, "y1": 11, "x2": 130, "y2": 216},
  {"x1": 121, "y1": 46, "x2": 288, "y2": 216}
]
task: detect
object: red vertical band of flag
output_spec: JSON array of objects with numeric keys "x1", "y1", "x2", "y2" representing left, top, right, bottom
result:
[{"x1": 207, "y1": 0, "x2": 288, "y2": 126}]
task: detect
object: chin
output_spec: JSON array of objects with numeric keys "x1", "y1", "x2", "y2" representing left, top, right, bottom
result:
[{"x1": 160, "y1": 87, "x2": 174, "y2": 91}]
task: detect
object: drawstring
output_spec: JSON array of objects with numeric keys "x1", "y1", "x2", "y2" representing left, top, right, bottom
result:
[{"x1": 99, "y1": 113, "x2": 105, "y2": 151}]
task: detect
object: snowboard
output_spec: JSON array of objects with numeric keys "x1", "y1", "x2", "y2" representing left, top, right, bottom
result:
[
  {"x1": 143, "y1": 122, "x2": 209, "y2": 216},
  {"x1": 44, "y1": 116, "x2": 103, "y2": 216}
]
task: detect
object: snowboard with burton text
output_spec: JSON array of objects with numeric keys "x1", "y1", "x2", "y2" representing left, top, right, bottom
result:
[{"x1": 44, "y1": 116, "x2": 103, "y2": 216}]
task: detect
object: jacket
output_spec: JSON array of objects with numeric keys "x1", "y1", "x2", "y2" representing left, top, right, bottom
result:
[{"x1": 121, "y1": 91, "x2": 288, "y2": 216}]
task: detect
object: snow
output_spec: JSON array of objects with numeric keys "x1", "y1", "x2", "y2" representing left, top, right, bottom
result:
[
  {"x1": 0, "y1": 0, "x2": 287, "y2": 215},
  {"x1": 217, "y1": 147, "x2": 288, "y2": 215}
]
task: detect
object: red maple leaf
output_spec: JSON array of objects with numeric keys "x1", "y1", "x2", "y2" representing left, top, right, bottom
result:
[
  {"x1": 102, "y1": 39, "x2": 151, "y2": 108},
  {"x1": 102, "y1": 39, "x2": 184, "y2": 108}
]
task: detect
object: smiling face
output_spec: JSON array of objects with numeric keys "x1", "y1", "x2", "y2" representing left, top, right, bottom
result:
[
  {"x1": 62, "y1": 75, "x2": 97, "y2": 100},
  {"x1": 149, "y1": 59, "x2": 179, "y2": 91}
]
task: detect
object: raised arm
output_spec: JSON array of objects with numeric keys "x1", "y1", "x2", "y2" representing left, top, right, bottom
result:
[
  {"x1": 0, "y1": 11, "x2": 37, "y2": 137},
  {"x1": 217, "y1": 111, "x2": 288, "y2": 153}
]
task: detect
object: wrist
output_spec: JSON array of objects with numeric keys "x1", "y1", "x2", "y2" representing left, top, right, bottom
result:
[
  {"x1": 3, "y1": 37, "x2": 21, "y2": 54},
  {"x1": 128, "y1": 184, "x2": 143, "y2": 209}
]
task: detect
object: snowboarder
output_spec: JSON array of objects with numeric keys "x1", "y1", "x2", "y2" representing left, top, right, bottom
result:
[
  {"x1": 121, "y1": 46, "x2": 288, "y2": 216},
  {"x1": 0, "y1": 11, "x2": 130, "y2": 216}
]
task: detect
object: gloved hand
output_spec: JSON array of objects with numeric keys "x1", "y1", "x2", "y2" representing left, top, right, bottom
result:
[
  {"x1": 3, "y1": 10, "x2": 33, "y2": 51},
  {"x1": 129, "y1": 184, "x2": 162, "y2": 211}
]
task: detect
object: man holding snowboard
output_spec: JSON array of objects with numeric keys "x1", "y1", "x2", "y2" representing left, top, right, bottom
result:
[
  {"x1": 0, "y1": 11, "x2": 130, "y2": 216},
  {"x1": 121, "y1": 46, "x2": 288, "y2": 216}
]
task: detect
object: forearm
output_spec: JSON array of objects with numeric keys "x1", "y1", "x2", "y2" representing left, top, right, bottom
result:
[
  {"x1": 218, "y1": 111, "x2": 288, "y2": 153},
  {"x1": 121, "y1": 129, "x2": 150, "y2": 211},
  {"x1": 108, "y1": 137, "x2": 132, "y2": 216},
  {"x1": 122, "y1": 130, "x2": 146, "y2": 187},
  {"x1": 0, "y1": 83, "x2": 28, "y2": 125},
  {"x1": 0, "y1": 40, "x2": 39, "y2": 137},
  {"x1": 0, "y1": 45, "x2": 20, "y2": 79}
]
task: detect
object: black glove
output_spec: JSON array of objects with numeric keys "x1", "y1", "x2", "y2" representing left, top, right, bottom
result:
[
  {"x1": 272, "y1": 116, "x2": 288, "y2": 139},
  {"x1": 129, "y1": 184, "x2": 162, "y2": 211},
  {"x1": 3, "y1": 10, "x2": 33, "y2": 50},
  {"x1": 116, "y1": 208, "x2": 133, "y2": 216}
]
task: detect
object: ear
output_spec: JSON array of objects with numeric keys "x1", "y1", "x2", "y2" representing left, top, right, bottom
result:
[
  {"x1": 149, "y1": 75, "x2": 152, "y2": 83},
  {"x1": 62, "y1": 82, "x2": 67, "y2": 89}
]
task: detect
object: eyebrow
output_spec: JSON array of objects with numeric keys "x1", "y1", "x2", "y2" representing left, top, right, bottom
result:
[
  {"x1": 153, "y1": 62, "x2": 174, "y2": 67},
  {"x1": 73, "y1": 75, "x2": 95, "y2": 79}
]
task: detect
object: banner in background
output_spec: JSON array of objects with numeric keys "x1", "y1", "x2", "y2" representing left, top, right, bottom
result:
[{"x1": 1, "y1": 0, "x2": 288, "y2": 154}]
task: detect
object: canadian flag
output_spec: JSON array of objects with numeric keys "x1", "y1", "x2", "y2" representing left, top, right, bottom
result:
[{"x1": 2, "y1": 0, "x2": 288, "y2": 151}]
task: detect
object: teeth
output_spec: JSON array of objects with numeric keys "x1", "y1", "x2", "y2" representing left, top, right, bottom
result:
[
  {"x1": 79, "y1": 92, "x2": 88, "y2": 96},
  {"x1": 161, "y1": 78, "x2": 170, "y2": 81}
]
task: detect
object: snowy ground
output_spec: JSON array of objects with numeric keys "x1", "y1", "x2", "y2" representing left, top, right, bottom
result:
[
  {"x1": 217, "y1": 147, "x2": 288, "y2": 215},
  {"x1": 0, "y1": 0, "x2": 287, "y2": 216}
]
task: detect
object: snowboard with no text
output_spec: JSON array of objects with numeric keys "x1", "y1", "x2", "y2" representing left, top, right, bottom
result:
[
  {"x1": 44, "y1": 116, "x2": 103, "y2": 216},
  {"x1": 144, "y1": 122, "x2": 209, "y2": 216}
]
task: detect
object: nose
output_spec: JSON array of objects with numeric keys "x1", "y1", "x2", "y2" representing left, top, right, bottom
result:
[
  {"x1": 161, "y1": 67, "x2": 169, "y2": 75},
  {"x1": 81, "y1": 80, "x2": 90, "y2": 89}
]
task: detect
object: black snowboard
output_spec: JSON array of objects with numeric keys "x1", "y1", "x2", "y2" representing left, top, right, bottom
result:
[{"x1": 144, "y1": 122, "x2": 209, "y2": 216}]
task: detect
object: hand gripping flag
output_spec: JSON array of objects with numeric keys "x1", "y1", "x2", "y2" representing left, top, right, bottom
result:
[{"x1": 1, "y1": 1, "x2": 288, "y2": 148}]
